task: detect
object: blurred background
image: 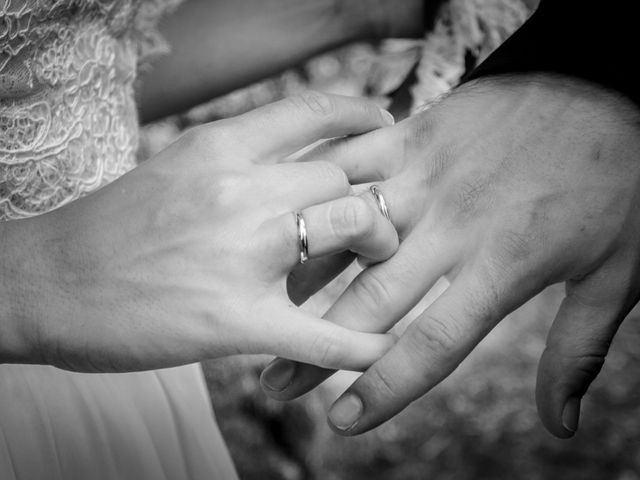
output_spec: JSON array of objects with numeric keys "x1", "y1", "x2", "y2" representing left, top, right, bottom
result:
[{"x1": 139, "y1": 2, "x2": 640, "y2": 478}]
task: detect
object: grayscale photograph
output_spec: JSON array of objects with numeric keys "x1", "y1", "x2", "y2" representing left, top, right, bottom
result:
[{"x1": 1, "y1": 0, "x2": 639, "y2": 479}]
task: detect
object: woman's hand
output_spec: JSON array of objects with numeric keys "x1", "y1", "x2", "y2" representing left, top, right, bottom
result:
[
  {"x1": 261, "y1": 76, "x2": 640, "y2": 438},
  {"x1": 0, "y1": 92, "x2": 398, "y2": 373}
]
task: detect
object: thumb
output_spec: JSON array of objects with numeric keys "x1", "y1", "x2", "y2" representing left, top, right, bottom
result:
[{"x1": 536, "y1": 259, "x2": 639, "y2": 438}]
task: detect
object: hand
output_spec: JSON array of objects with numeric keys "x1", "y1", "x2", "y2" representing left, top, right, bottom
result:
[
  {"x1": 0, "y1": 92, "x2": 399, "y2": 373},
  {"x1": 260, "y1": 75, "x2": 640, "y2": 438}
]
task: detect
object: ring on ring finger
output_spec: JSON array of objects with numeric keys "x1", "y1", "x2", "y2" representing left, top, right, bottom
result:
[
  {"x1": 370, "y1": 185, "x2": 391, "y2": 222},
  {"x1": 294, "y1": 211, "x2": 309, "y2": 264}
]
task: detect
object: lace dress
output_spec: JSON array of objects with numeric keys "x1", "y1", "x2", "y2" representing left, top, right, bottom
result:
[{"x1": 0, "y1": 1, "x2": 237, "y2": 478}]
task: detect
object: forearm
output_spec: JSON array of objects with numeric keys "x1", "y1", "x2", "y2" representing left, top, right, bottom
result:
[
  {"x1": 463, "y1": 0, "x2": 640, "y2": 106},
  {"x1": 138, "y1": 0, "x2": 425, "y2": 122},
  {"x1": 0, "y1": 218, "x2": 50, "y2": 364}
]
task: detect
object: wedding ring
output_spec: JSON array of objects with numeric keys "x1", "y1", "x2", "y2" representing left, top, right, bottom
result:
[
  {"x1": 370, "y1": 185, "x2": 391, "y2": 222},
  {"x1": 294, "y1": 212, "x2": 309, "y2": 264}
]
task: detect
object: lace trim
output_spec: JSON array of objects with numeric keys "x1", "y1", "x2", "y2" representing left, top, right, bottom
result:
[
  {"x1": 0, "y1": 0, "x2": 183, "y2": 220},
  {"x1": 412, "y1": 0, "x2": 534, "y2": 110},
  {"x1": 133, "y1": 0, "x2": 184, "y2": 70}
]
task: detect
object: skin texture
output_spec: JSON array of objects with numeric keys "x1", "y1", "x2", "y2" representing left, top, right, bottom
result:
[
  {"x1": 139, "y1": 0, "x2": 426, "y2": 121},
  {"x1": 0, "y1": 93, "x2": 400, "y2": 373},
  {"x1": 260, "y1": 74, "x2": 640, "y2": 439}
]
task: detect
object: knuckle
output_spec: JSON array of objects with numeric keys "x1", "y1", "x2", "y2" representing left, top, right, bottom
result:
[
  {"x1": 571, "y1": 354, "x2": 606, "y2": 385},
  {"x1": 290, "y1": 91, "x2": 336, "y2": 118},
  {"x1": 465, "y1": 262, "x2": 517, "y2": 325},
  {"x1": 333, "y1": 196, "x2": 376, "y2": 241},
  {"x1": 499, "y1": 228, "x2": 536, "y2": 264},
  {"x1": 483, "y1": 233, "x2": 536, "y2": 286},
  {"x1": 543, "y1": 347, "x2": 606, "y2": 390},
  {"x1": 468, "y1": 262, "x2": 510, "y2": 321},
  {"x1": 176, "y1": 125, "x2": 205, "y2": 151},
  {"x1": 206, "y1": 171, "x2": 249, "y2": 208},
  {"x1": 424, "y1": 145, "x2": 455, "y2": 187},
  {"x1": 312, "y1": 160, "x2": 350, "y2": 191},
  {"x1": 403, "y1": 110, "x2": 440, "y2": 155},
  {"x1": 451, "y1": 178, "x2": 489, "y2": 218},
  {"x1": 492, "y1": 206, "x2": 549, "y2": 268},
  {"x1": 178, "y1": 122, "x2": 233, "y2": 156},
  {"x1": 311, "y1": 330, "x2": 344, "y2": 367},
  {"x1": 438, "y1": 176, "x2": 490, "y2": 227},
  {"x1": 410, "y1": 315, "x2": 459, "y2": 359},
  {"x1": 368, "y1": 365, "x2": 400, "y2": 400},
  {"x1": 350, "y1": 270, "x2": 393, "y2": 317},
  {"x1": 568, "y1": 276, "x2": 632, "y2": 311}
]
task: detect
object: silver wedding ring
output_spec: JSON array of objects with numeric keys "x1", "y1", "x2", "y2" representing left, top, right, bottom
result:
[
  {"x1": 294, "y1": 212, "x2": 309, "y2": 264},
  {"x1": 370, "y1": 185, "x2": 391, "y2": 222}
]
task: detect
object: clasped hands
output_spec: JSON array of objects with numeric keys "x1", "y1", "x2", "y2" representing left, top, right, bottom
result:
[{"x1": 6, "y1": 74, "x2": 640, "y2": 441}]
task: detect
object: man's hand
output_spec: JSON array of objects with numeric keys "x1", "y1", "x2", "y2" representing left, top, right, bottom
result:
[{"x1": 261, "y1": 75, "x2": 640, "y2": 438}]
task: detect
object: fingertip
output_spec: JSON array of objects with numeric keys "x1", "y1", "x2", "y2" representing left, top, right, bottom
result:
[
  {"x1": 380, "y1": 109, "x2": 395, "y2": 126},
  {"x1": 535, "y1": 281, "x2": 623, "y2": 439},
  {"x1": 538, "y1": 395, "x2": 579, "y2": 439},
  {"x1": 328, "y1": 392, "x2": 363, "y2": 434},
  {"x1": 561, "y1": 396, "x2": 581, "y2": 436},
  {"x1": 536, "y1": 349, "x2": 582, "y2": 439},
  {"x1": 261, "y1": 358, "x2": 296, "y2": 393}
]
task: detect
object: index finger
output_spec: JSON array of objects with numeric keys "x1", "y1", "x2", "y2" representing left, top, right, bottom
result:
[
  {"x1": 296, "y1": 112, "x2": 428, "y2": 183},
  {"x1": 231, "y1": 91, "x2": 394, "y2": 161},
  {"x1": 327, "y1": 268, "x2": 537, "y2": 434}
]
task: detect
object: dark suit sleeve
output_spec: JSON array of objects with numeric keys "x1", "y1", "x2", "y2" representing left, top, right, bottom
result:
[{"x1": 462, "y1": 0, "x2": 640, "y2": 106}]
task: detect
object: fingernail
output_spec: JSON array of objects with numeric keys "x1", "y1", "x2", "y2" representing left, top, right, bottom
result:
[
  {"x1": 262, "y1": 360, "x2": 295, "y2": 392},
  {"x1": 356, "y1": 255, "x2": 375, "y2": 269},
  {"x1": 380, "y1": 109, "x2": 395, "y2": 125},
  {"x1": 328, "y1": 393, "x2": 363, "y2": 431},
  {"x1": 562, "y1": 397, "x2": 581, "y2": 434}
]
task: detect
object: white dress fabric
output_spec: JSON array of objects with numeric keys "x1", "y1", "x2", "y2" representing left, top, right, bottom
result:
[{"x1": 0, "y1": 1, "x2": 238, "y2": 478}]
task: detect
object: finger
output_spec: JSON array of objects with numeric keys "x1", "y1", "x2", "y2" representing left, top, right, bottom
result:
[
  {"x1": 350, "y1": 177, "x2": 427, "y2": 237},
  {"x1": 250, "y1": 300, "x2": 396, "y2": 371},
  {"x1": 297, "y1": 122, "x2": 404, "y2": 183},
  {"x1": 263, "y1": 166, "x2": 422, "y2": 242},
  {"x1": 325, "y1": 268, "x2": 536, "y2": 435},
  {"x1": 262, "y1": 192, "x2": 399, "y2": 273},
  {"x1": 536, "y1": 259, "x2": 640, "y2": 438},
  {"x1": 303, "y1": 193, "x2": 399, "y2": 262},
  {"x1": 256, "y1": 160, "x2": 351, "y2": 212},
  {"x1": 261, "y1": 227, "x2": 456, "y2": 399},
  {"x1": 287, "y1": 252, "x2": 355, "y2": 306},
  {"x1": 231, "y1": 91, "x2": 394, "y2": 161}
]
